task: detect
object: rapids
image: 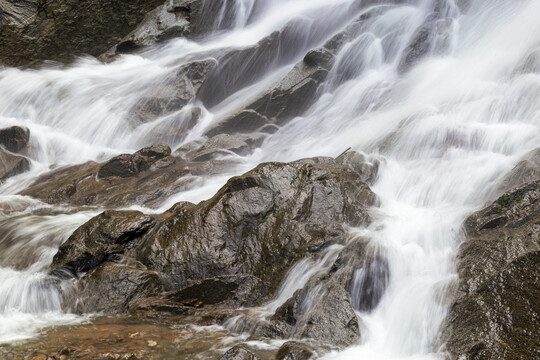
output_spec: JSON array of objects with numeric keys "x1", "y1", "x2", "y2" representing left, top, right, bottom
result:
[{"x1": 0, "y1": 0, "x2": 539, "y2": 358}]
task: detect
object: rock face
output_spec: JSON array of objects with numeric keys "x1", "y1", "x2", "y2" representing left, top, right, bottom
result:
[
  {"x1": 442, "y1": 181, "x2": 540, "y2": 360},
  {"x1": 0, "y1": 0, "x2": 165, "y2": 66},
  {"x1": 0, "y1": 126, "x2": 30, "y2": 153}
]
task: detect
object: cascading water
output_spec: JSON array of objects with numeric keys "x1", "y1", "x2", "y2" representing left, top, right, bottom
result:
[{"x1": 0, "y1": 0, "x2": 539, "y2": 358}]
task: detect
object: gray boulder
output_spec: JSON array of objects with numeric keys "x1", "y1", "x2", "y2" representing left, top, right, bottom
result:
[{"x1": 441, "y1": 181, "x2": 540, "y2": 359}]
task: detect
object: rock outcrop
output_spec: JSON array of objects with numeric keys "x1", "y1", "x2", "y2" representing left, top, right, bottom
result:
[
  {"x1": 0, "y1": 0, "x2": 165, "y2": 66},
  {"x1": 442, "y1": 181, "x2": 540, "y2": 360}
]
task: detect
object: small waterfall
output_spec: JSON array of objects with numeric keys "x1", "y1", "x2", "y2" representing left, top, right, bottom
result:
[{"x1": 0, "y1": 0, "x2": 539, "y2": 357}]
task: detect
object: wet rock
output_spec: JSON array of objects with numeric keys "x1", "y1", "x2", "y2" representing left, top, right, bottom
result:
[
  {"x1": 21, "y1": 144, "x2": 237, "y2": 208},
  {"x1": 0, "y1": 126, "x2": 30, "y2": 153},
  {"x1": 184, "y1": 133, "x2": 266, "y2": 162},
  {"x1": 50, "y1": 210, "x2": 155, "y2": 277},
  {"x1": 492, "y1": 147, "x2": 540, "y2": 197},
  {"x1": 0, "y1": 147, "x2": 30, "y2": 180},
  {"x1": 0, "y1": 0, "x2": 164, "y2": 66},
  {"x1": 98, "y1": 154, "x2": 150, "y2": 178},
  {"x1": 398, "y1": 1, "x2": 456, "y2": 73},
  {"x1": 220, "y1": 345, "x2": 261, "y2": 360},
  {"x1": 442, "y1": 181, "x2": 540, "y2": 359},
  {"x1": 133, "y1": 158, "x2": 376, "y2": 294},
  {"x1": 163, "y1": 275, "x2": 268, "y2": 308},
  {"x1": 66, "y1": 262, "x2": 163, "y2": 314},
  {"x1": 135, "y1": 142, "x2": 171, "y2": 162},
  {"x1": 336, "y1": 151, "x2": 379, "y2": 184},
  {"x1": 276, "y1": 341, "x2": 317, "y2": 360},
  {"x1": 207, "y1": 49, "x2": 332, "y2": 136},
  {"x1": 129, "y1": 59, "x2": 216, "y2": 123},
  {"x1": 205, "y1": 110, "x2": 270, "y2": 138},
  {"x1": 113, "y1": 4, "x2": 190, "y2": 54}
]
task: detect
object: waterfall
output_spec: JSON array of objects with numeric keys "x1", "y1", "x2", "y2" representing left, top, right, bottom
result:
[{"x1": 0, "y1": 0, "x2": 539, "y2": 357}]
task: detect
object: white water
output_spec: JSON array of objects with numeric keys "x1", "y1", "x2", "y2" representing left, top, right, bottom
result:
[{"x1": 0, "y1": 0, "x2": 539, "y2": 357}]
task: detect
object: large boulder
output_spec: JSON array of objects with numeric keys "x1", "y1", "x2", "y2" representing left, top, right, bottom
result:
[
  {"x1": 0, "y1": 0, "x2": 165, "y2": 66},
  {"x1": 0, "y1": 126, "x2": 30, "y2": 153},
  {"x1": 0, "y1": 147, "x2": 30, "y2": 180},
  {"x1": 131, "y1": 158, "x2": 376, "y2": 292},
  {"x1": 441, "y1": 181, "x2": 540, "y2": 359}
]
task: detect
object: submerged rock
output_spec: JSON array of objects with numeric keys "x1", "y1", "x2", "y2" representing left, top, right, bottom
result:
[{"x1": 442, "y1": 181, "x2": 540, "y2": 359}]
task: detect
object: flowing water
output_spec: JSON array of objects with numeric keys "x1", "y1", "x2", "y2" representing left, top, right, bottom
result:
[{"x1": 1, "y1": 0, "x2": 539, "y2": 358}]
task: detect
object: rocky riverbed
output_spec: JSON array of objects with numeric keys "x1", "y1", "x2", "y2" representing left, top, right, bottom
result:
[{"x1": 1, "y1": 0, "x2": 539, "y2": 359}]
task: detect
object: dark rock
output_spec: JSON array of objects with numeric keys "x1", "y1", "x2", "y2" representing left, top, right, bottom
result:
[
  {"x1": 220, "y1": 345, "x2": 261, "y2": 360},
  {"x1": 98, "y1": 153, "x2": 150, "y2": 178},
  {"x1": 50, "y1": 210, "x2": 155, "y2": 277},
  {"x1": 442, "y1": 181, "x2": 540, "y2": 359},
  {"x1": 65, "y1": 262, "x2": 163, "y2": 314},
  {"x1": 205, "y1": 41, "x2": 335, "y2": 137},
  {"x1": 276, "y1": 342, "x2": 317, "y2": 360},
  {"x1": 0, "y1": 126, "x2": 30, "y2": 153},
  {"x1": 163, "y1": 275, "x2": 268, "y2": 308},
  {"x1": 0, "y1": 147, "x2": 30, "y2": 180},
  {"x1": 129, "y1": 59, "x2": 216, "y2": 123},
  {"x1": 0, "y1": 0, "x2": 165, "y2": 66},
  {"x1": 135, "y1": 143, "x2": 171, "y2": 162},
  {"x1": 398, "y1": 0, "x2": 457, "y2": 73}
]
